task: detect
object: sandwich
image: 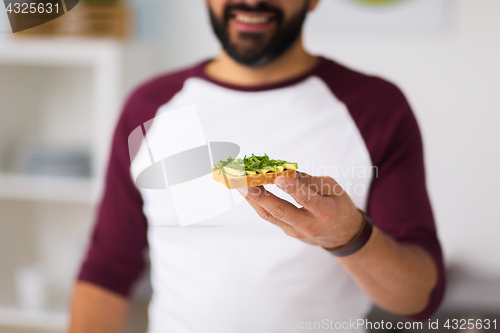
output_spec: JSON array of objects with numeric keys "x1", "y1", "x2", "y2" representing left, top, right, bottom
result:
[{"x1": 213, "y1": 154, "x2": 298, "y2": 189}]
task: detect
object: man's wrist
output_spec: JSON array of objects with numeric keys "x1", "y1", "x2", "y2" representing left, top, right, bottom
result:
[
  {"x1": 323, "y1": 209, "x2": 373, "y2": 257},
  {"x1": 331, "y1": 209, "x2": 364, "y2": 247}
]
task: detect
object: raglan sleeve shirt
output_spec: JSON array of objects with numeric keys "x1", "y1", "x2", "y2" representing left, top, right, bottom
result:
[{"x1": 77, "y1": 58, "x2": 445, "y2": 320}]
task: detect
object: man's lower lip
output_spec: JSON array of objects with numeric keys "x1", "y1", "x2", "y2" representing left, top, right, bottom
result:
[{"x1": 231, "y1": 18, "x2": 275, "y2": 32}]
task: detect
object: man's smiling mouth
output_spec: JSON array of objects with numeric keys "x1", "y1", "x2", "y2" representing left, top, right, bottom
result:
[
  {"x1": 230, "y1": 10, "x2": 277, "y2": 24},
  {"x1": 233, "y1": 14, "x2": 272, "y2": 24}
]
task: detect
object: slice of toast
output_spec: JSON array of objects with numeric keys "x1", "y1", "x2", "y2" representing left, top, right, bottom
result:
[{"x1": 212, "y1": 168, "x2": 297, "y2": 189}]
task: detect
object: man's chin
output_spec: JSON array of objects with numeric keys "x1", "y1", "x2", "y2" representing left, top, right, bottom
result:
[
  {"x1": 224, "y1": 42, "x2": 271, "y2": 66},
  {"x1": 226, "y1": 52, "x2": 276, "y2": 67}
]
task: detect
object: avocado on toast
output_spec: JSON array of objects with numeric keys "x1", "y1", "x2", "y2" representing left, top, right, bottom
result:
[{"x1": 213, "y1": 154, "x2": 298, "y2": 189}]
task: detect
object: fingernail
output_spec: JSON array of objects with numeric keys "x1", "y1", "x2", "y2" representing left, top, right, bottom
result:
[{"x1": 237, "y1": 187, "x2": 249, "y2": 196}]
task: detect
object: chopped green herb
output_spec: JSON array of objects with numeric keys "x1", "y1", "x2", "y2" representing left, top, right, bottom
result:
[{"x1": 213, "y1": 154, "x2": 297, "y2": 173}]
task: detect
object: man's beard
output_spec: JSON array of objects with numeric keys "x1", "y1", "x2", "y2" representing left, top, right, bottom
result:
[{"x1": 209, "y1": 2, "x2": 309, "y2": 67}]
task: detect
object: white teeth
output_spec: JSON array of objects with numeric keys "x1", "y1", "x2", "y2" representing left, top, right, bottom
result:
[{"x1": 235, "y1": 14, "x2": 270, "y2": 24}]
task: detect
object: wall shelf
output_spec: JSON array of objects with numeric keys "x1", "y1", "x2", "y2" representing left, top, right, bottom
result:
[
  {"x1": 0, "y1": 307, "x2": 68, "y2": 331},
  {"x1": 0, "y1": 173, "x2": 96, "y2": 204},
  {"x1": 0, "y1": 38, "x2": 123, "y2": 67}
]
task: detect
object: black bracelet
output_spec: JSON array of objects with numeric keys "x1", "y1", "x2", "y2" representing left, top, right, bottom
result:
[{"x1": 323, "y1": 209, "x2": 374, "y2": 257}]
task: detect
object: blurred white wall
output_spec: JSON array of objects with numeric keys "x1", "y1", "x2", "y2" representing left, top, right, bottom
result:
[{"x1": 132, "y1": 0, "x2": 500, "y2": 277}]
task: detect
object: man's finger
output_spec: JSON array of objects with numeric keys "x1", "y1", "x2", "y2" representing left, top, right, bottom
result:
[
  {"x1": 239, "y1": 186, "x2": 311, "y2": 227},
  {"x1": 296, "y1": 171, "x2": 345, "y2": 196},
  {"x1": 244, "y1": 197, "x2": 300, "y2": 237},
  {"x1": 274, "y1": 176, "x2": 328, "y2": 212}
]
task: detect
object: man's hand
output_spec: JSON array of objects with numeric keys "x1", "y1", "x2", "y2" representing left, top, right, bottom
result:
[
  {"x1": 238, "y1": 171, "x2": 438, "y2": 316},
  {"x1": 238, "y1": 172, "x2": 363, "y2": 249}
]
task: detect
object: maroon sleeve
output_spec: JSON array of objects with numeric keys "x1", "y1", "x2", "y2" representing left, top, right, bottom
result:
[
  {"x1": 77, "y1": 106, "x2": 148, "y2": 296},
  {"x1": 314, "y1": 58, "x2": 446, "y2": 320},
  {"x1": 77, "y1": 64, "x2": 204, "y2": 296}
]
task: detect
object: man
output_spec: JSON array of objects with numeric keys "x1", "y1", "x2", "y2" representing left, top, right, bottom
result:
[{"x1": 70, "y1": 0, "x2": 445, "y2": 332}]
